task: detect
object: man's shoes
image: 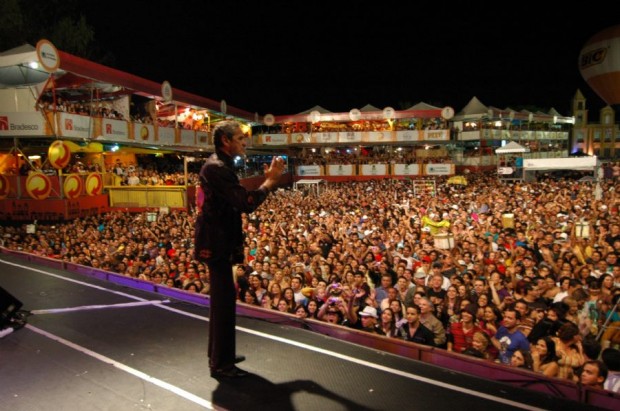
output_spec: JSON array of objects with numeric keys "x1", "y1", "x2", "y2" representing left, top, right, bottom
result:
[
  {"x1": 234, "y1": 355, "x2": 246, "y2": 364},
  {"x1": 210, "y1": 366, "x2": 248, "y2": 379}
]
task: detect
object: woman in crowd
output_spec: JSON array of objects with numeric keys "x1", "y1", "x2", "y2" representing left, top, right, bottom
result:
[
  {"x1": 510, "y1": 349, "x2": 534, "y2": 371},
  {"x1": 553, "y1": 322, "x2": 585, "y2": 381},
  {"x1": 242, "y1": 289, "x2": 260, "y2": 305},
  {"x1": 270, "y1": 268, "x2": 287, "y2": 289},
  {"x1": 412, "y1": 290, "x2": 427, "y2": 308},
  {"x1": 457, "y1": 284, "x2": 470, "y2": 301},
  {"x1": 277, "y1": 299, "x2": 293, "y2": 313},
  {"x1": 475, "y1": 293, "x2": 492, "y2": 321},
  {"x1": 439, "y1": 285, "x2": 462, "y2": 328},
  {"x1": 388, "y1": 298, "x2": 406, "y2": 326},
  {"x1": 282, "y1": 287, "x2": 296, "y2": 312},
  {"x1": 184, "y1": 281, "x2": 200, "y2": 293},
  {"x1": 306, "y1": 299, "x2": 320, "y2": 319},
  {"x1": 269, "y1": 283, "x2": 284, "y2": 309},
  {"x1": 461, "y1": 271, "x2": 474, "y2": 290},
  {"x1": 531, "y1": 336, "x2": 560, "y2": 378},
  {"x1": 261, "y1": 293, "x2": 274, "y2": 310},
  {"x1": 600, "y1": 273, "x2": 615, "y2": 297},
  {"x1": 379, "y1": 307, "x2": 398, "y2": 337},
  {"x1": 294, "y1": 304, "x2": 309, "y2": 318}
]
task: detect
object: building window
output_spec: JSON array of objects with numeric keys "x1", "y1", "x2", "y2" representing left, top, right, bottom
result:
[{"x1": 575, "y1": 131, "x2": 584, "y2": 143}]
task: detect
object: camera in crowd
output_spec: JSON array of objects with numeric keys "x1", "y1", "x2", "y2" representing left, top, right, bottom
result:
[{"x1": 327, "y1": 283, "x2": 343, "y2": 296}]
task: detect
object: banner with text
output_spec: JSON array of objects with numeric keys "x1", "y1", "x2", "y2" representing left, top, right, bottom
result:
[
  {"x1": 0, "y1": 112, "x2": 49, "y2": 137},
  {"x1": 296, "y1": 165, "x2": 323, "y2": 176},
  {"x1": 360, "y1": 164, "x2": 388, "y2": 176},
  {"x1": 424, "y1": 163, "x2": 454, "y2": 175},
  {"x1": 326, "y1": 164, "x2": 354, "y2": 176},
  {"x1": 392, "y1": 164, "x2": 421, "y2": 176}
]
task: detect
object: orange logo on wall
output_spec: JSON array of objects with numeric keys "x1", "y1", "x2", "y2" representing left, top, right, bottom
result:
[
  {"x1": 85, "y1": 173, "x2": 103, "y2": 196},
  {"x1": 26, "y1": 172, "x2": 52, "y2": 200},
  {"x1": 48, "y1": 140, "x2": 71, "y2": 169},
  {"x1": 63, "y1": 174, "x2": 83, "y2": 199},
  {"x1": 0, "y1": 174, "x2": 10, "y2": 199},
  {"x1": 0, "y1": 116, "x2": 8, "y2": 130}
]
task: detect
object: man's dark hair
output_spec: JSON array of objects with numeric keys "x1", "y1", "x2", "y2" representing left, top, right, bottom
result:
[
  {"x1": 582, "y1": 359, "x2": 609, "y2": 382},
  {"x1": 582, "y1": 334, "x2": 602, "y2": 360},
  {"x1": 557, "y1": 322, "x2": 580, "y2": 342},
  {"x1": 408, "y1": 304, "x2": 422, "y2": 315},
  {"x1": 213, "y1": 120, "x2": 241, "y2": 149},
  {"x1": 601, "y1": 348, "x2": 620, "y2": 371},
  {"x1": 568, "y1": 278, "x2": 581, "y2": 288},
  {"x1": 504, "y1": 307, "x2": 521, "y2": 320}
]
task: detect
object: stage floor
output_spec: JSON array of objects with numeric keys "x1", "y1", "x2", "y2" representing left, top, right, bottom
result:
[{"x1": 0, "y1": 255, "x2": 606, "y2": 411}]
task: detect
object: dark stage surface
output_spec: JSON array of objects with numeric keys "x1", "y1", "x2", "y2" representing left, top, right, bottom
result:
[{"x1": 0, "y1": 255, "x2": 608, "y2": 411}]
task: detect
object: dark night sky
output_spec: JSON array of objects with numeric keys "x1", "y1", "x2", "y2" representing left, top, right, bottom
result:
[{"x1": 82, "y1": 1, "x2": 618, "y2": 118}]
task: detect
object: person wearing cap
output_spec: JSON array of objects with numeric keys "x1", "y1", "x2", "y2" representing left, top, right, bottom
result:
[
  {"x1": 318, "y1": 301, "x2": 346, "y2": 325},
  {"x1": 354, "y1": 306, "x2": 382, "y2": 334},
  {"x1": 456, "y1": 259, "x2": 468, "y2": 274},
  {"x1": 404, "y1": 268, "x2": 427, "y2": 307}
]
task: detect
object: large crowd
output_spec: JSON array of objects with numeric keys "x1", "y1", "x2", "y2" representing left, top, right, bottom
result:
[{"x1": 2, "y1": 171, "x2": 620, "y2": 392}]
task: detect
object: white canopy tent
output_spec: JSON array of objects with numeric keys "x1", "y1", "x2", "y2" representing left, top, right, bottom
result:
[
  {"x1": 496, "y1": 141, "x2": 529, "y2": 181},
  {"x1": 522, "y1": 156, "x2": 599, "y2": 182},
  {"x1": 293, "y1": 179, "x2": 327, "y2": 195}
]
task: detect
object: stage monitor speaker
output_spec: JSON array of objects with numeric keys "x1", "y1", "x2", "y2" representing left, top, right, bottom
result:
[{"x1": 0, "y1": 287, "x2": 23, "y2": 328}]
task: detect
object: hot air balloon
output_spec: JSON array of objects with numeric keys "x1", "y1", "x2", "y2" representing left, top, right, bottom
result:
[{"x1": 579, "y1": 25, "x2": 620, "y2": 108}]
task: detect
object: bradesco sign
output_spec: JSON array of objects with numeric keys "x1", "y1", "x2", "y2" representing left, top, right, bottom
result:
[{"x1": 0, "y1": 113, "x2": 47, "y2": 136}]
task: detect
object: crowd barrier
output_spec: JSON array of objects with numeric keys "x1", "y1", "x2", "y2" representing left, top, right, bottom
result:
[{"x1": 2, "y1": 247, "x2": 619, "y2": 409}]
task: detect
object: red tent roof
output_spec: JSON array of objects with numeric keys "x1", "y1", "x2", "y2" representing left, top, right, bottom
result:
[{"x1": 56, "y1": 50, "x2": 256, "y2": 122}]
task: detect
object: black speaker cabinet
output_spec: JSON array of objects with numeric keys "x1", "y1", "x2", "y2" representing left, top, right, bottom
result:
[{"x1": 0, "y1": 287, "x2": 23, "y2": 327}]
